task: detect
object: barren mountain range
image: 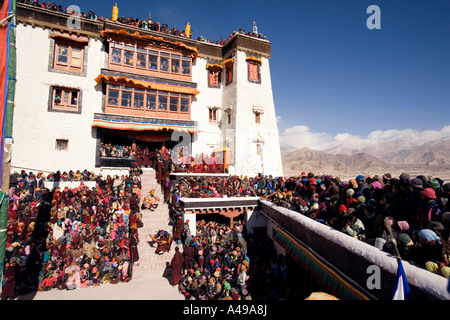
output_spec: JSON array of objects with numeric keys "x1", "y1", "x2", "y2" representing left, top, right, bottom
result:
[
  {"x1": 281, "y1": 139, "x2": 450, "y2": 181},
  {"x1": 381, "y1": 139, "x2": 450, "y2": 166}
]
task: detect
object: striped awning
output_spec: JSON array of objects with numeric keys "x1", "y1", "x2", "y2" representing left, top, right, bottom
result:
[
  {"x1": 273, "y1": 227, "x2": 373, "y2": 300},
  {"x1": 95, "y1": 74, "x2": 200, "y2": 96},
  {"x1": 92, "y1": 116, "x2": 199, "y2": 133}
]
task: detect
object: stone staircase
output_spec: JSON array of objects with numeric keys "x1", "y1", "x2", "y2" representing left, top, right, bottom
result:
[{"x1": 131, "y1": 168, "x2": 174, "y2": 280}]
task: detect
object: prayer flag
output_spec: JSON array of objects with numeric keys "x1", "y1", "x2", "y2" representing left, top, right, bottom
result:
[
  {"x1": 392, "y1": 258, "x2": 411, "y2": 300},
  {"x1": 447, "y1": 277, "x2": 450, "y2": 294}
]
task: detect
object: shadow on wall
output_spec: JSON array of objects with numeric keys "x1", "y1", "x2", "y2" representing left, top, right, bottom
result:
[{"x1": 245, "y1": 209, "x2": 267, "y2": 234}]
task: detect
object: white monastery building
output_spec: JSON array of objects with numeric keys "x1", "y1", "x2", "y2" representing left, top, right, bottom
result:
[{"x1": 11, "y1": 4, "x2": 283, "y2": 177}]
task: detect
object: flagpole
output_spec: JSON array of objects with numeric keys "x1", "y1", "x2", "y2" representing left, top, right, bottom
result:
[
  {"x1": 384, "y1": 217, "x2": 412, "y2": 300},
  {"x1": 384, "y1": 217, "x2": 401, "y2": 258},
  {"x1": 1, "y1": 0, "x2": 16, "y2": 192}
]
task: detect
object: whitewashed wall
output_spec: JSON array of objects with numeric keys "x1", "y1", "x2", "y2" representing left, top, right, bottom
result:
[
  {"x1": 189, "y1": 48, "x2": 283, "y2": 177},
  {"x1": 190, "y1": 55, "x2": 223, "y2": 157},
  {"x1": 233, "y1": 50, "x2": 283, "y2": 177},
  {"x1": 12, "y1": 24, "x2": 105, "y2": 173}
]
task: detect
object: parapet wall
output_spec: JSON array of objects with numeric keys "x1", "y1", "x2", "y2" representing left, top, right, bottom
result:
[{"x1": 260, "y1": 200, "x2": 450, "y2": 300}]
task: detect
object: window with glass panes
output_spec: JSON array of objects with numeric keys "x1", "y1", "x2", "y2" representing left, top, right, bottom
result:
[
  {"x1": 108, "y1": 42, "x2": 192, "y2": 77},
  {"x1": 106, "y1": 84, "x2": 191, "y2": 115},
  {"x1": 121, "y1": 88, "x2": 132, "y2": 108},
  {"x1": 158, "y1": 94, "x2": 168, "y2": 110},
  {"x1": 111, "y1": 44, "x2": 122, "y2": 64},
  {"x1": 159, "y1": 52, "x2": 170, "y2": 72},
  {"x1": 171, "y1": 55, "x2": 180, "y2": 73},
  {"x1": 180, "y1": 95, "x2": 190, "y2": 113},
  {"x1": 54, "y1": 41, "x2": 84, "y2": 72},
  {"x1": 52, "y1": 87, "x2": 80, "y2": 111},
  {"x1": 148, "y1": 50, "x2": 158, "y2": 70},
  {"x1": 123, "y1": 45, "x2": 135, "y2": 66},
  {"x1": 182, "y1": 57, "x2": 191, "y2": 75},
  {"x1": 107, "y1": 84, "x2": 120, "y2": 106},
  {"x1": 136, "y1": 48, "x2": 147, "y2": 69},
  {"x1": 170, "y1": 95, "x2": 179, "y2": 112},
  {"x1": 133, "y1": 89, "x2": 145, "y2": 108},
  {"x1": 146, "y1": 90, "x2": 157, "y2": 110},
  {"x1": 209, "y1": 108, "x2": 218, "y2": 124}
]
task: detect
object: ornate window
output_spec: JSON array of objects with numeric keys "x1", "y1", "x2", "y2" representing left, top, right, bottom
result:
[
  {"x1": 209, "y1": 107, "x2": 219, "y2": 124},
  {"x1": 208, "y1": 70, "x2": 220, "y2": 87},
  {"x1": 182, "y1": 57, "x2": 191, "y2": 75},
  {"x1": 246, "y1": 56, "x2": 262, "y2": 84},
  {"x1": 54, "y1": 42, "x2": 84, "y2": 73},
  {"x1": 51, "y1": 87, "x2": 80, "y2": 112},
  {"x1": 109, "y1": 42, "x2": 192, "y2": 79},
  {"x1": 223, "y1": 59, "x2": 234, "y2": 86},
  {"x1": 226, "y1": 66, "x2": 233, "y2": 85},
  {"x1": 206, "y1": 63, "x2": 222, "y2": 88},
  {"x1": 105, "y1": 84, "x2": 191, "y2": 119},
  {"x1": 248, "y1": 63, "x2": 260, "y2": 82}
]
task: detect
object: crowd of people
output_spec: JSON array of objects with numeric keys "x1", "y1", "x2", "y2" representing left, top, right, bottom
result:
[
  {"x1": 18, "y1": 0, "x2": 193, "y2": 38},
  {"x1": 4, "y1": 147, "x2": 449, "y2": 300},
  {"x1": 149, "y1": 144, "x2": 450, "y2": 283},
  {"x1": 197, "y1": 29, "x2": 267, "y2": 46},
  {"x1": 169, "y1": 146, "x2": 227, "y2": 174},
  {"x1": 169, "y1": 172, "x2": 450, "y2": 279},
  {"x1": 100, "y1": 143, "x2": 227, "y2": 174},
  {"x1": 100, "y1": 142, "x2": 221, "y2": 176},
  {"x1": 1, "y1": 168, "x2": 145, "y2": 299},
  {"x1": 244, "y1": 232, "x2": 315, "y2": 300},
  {"x1": 100, "y1": 143, "x2": 136, "y2": 159},
  {"x1": 168, "y1": 219, "x2": 251, "y2": 300},
  {"x1": 263, "y1": 172, "x2": 449, "y2": 280},
  {"x1": 151, "y1": 145, "x2": 233, "y2": 207},
  {"x1": 175, "y1": 175, "x2": 263, "y2": 199},
  {"x1": 166, "y1": 214, "x2": 318, "y2": 300},
  {"x1": 18, "y1": 0, "x2": 267, "y2": 45},
  {"x1": 106, "y1": 143, "x2": 233, "y2": 205}
]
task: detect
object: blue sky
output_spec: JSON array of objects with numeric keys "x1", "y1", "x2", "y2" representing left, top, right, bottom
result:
[{"x1": 57, "y1": 0, "x2": 450, "y2": 147}]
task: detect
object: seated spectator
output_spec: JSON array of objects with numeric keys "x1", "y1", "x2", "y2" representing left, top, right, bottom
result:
[
  {"x1": 409, "y1": 229, "x2": 442, "y2": 268},
  {"x1": 397, "y1": 233, "x2": 415, "y2": 260},
  {"x1": 425, "y1": 225, "x2": 449, "y2": 279},
  {"x1": 342, "y1": 215, "x2": 366, "y2": 241},
  {"x1": 4, "y1": 167, "x2": 143, "y2": 296}
]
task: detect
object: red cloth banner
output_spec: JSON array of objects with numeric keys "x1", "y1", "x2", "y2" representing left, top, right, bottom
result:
[{"x1": 0, "y1": 0, "x2": 10, "y2": 134}]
